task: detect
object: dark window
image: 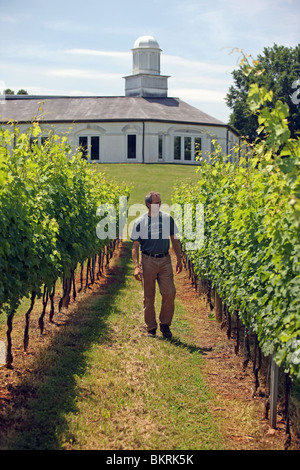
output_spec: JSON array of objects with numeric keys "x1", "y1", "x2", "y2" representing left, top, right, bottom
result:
[
  {"x1": 29, "y1": 136, "x2": 37, "y2": 148},
  {"x1": 79, "y1": 136, "x2": 88, "y2": 159},
  {"x1": 91, "y1": 136, "x2": 100, "y2": 160},
  {"x1": 174, "y1": 136, "x2": 181, "y2": 160},
  {"x1": 195, "y1": 137, "x2": 202, "y2": 159},
  {"x1": 184, "y1": 137, "x2": 191, "y2": 160},
  {"x1": 127, "y1": 134, "x2": 136, "y2": 159},
  {"x1": 158, "y1": 135, "x2": 163, "y2": 159}
]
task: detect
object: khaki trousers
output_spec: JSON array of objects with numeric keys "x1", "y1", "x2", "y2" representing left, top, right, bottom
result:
[{"x1": 141, "y1": 253, "x2": 176, "y2": 331}]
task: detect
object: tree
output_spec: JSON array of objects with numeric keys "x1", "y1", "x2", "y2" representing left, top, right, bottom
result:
[
  {"x1": 3, "y1": 88, "x2": 28, "y2": 95},
  {"x1": 4, "y1": 88, "x2": 15, "y2": 95},
  {"x1": 226, "y1": 44, "x2": 300, "y2": 142}
]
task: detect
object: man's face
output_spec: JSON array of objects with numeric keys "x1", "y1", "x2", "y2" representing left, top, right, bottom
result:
[{"x1": 149, "y1": 193, "x2": 161, "y2": 215}]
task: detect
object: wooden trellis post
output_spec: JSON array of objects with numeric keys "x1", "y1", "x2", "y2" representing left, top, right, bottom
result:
[
  {"x1": 270, "y1": 358, "x2": 279, "y2": 429},
  {"x1": 214, "y1": 290, "x2": 222, "y2": 323},
  {"x1": 0, "y1": 340, "x2": 5, "y2": 365}
]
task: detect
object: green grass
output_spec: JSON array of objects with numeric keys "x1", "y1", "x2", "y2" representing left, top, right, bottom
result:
[
  {"x1": 91, "y1": 163, "x2": 200, "y2": 206},
  {"x1": 61, "y1": 244, "x2": 222, "y2": 450}
]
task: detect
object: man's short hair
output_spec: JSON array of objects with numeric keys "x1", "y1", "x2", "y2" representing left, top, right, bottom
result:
[{"x1": 145, "y1": 191, "x2": 161, "y2": 207}]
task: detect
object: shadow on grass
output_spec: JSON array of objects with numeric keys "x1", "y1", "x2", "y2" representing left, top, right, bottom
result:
[
  {"x1": 157, "y1": 335, "x2": 212, "y2": 355},
  {"x1": 0, "y1": 242, "x2": 132, "y2": 450}
]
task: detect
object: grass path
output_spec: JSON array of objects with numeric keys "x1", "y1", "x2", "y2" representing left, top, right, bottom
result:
[
  {"x1": 0, "y1": 241, "x2": 287, "y2": 450},
  {"x1": 60, "y1": 242, "x2": 222, "y2": 450}
]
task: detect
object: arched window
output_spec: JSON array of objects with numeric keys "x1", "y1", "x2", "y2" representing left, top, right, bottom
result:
[
  {"x1": 127, "y1": 134, "x2": 136, "y2": 159},
  {"x1": 74, "y1": 125, "x2": 106, "y2": 162},
  {"x1": 122, "y1": 124, "x2": 142, "y2": 160},
  {"x1": 173, "y1": 133, "x2": 202, "y2": 162},
  {"x1": 78, "y1": 135, "x2": 100, "y2": 161}
]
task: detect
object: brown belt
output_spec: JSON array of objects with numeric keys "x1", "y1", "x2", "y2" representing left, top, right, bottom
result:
[{"x1": 142, "y1": 251, "x2": 168, "y2": 258}]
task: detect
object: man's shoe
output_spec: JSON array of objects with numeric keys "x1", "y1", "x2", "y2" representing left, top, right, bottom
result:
[
  {"x1": 160, "y1": 324, "x2": 172, "y2": 338},
  {"x1": 147, "y1": 328, "x2": 157, "y2": 337}
]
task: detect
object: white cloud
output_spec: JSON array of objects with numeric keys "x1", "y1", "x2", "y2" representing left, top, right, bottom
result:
[
  {"x1": 66, "y1": 48, "x2": 131, "y2": 60},
  {"x1": 23, "y1": 86, "x2": 96, "y2": 96},
  {"x1": 49, "y1": 68, "x2": 121, "y2": 80},
  {"x1": 43, "y1": 19, "x2": 91, "y2": 33},
  {"x1": 169, "y1": 87, "x2": 226, "y2": 104},
  {"x1": 163, "y1": 54, "x2": 231, "y2": 75},
  {"x1": 164, "y1": 54, "x2": 234, "y2": 97}
]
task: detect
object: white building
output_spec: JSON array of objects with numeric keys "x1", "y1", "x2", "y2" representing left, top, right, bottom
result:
[{"x1": 0, "y1": 35, "x2": 239, "y2": 164}]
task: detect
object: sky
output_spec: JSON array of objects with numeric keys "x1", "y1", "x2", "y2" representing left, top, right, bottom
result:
[{"x1": 0, "y1": 0, "x2": 299, "y2": 123}]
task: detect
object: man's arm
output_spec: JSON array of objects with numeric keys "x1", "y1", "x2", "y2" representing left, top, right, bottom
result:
[
  {"x1": 132, "y1": 240, "x2": 142, "y2": 281},
  {"x1": 170, "y1": 235, "x2": 182, "y2": 274}
]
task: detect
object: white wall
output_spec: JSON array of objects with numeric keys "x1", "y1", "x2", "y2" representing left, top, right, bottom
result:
[{"x1": 4, "y1": 121, "x2": 239, "y2": 165}]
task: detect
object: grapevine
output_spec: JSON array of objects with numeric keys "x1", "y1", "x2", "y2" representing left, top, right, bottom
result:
[
  {"x1": 172, "y1": 85, "x2": 300, "y2": 381},
  {"x1": 0, "y1": 122, "x2": 131, "y2": 367}
]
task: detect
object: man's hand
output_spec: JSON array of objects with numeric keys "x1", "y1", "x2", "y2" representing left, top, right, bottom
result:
[
  {"x1": 171, "y1": 235, "x2": 182, "y2": 275},
  {"x1": 134, "y1": 266, "x2": 143, "y2": 282},
  {"x1": 132, "y1": 241, "x2": 142, "y2": 281},
  {"x1": 176, "y1": 258, "x2": 182, "y2": 274}
]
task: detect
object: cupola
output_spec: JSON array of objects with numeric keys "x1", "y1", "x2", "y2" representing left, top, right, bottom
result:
[{"x1": 124, "y1": 35, "x2": 169, "y2": 98}]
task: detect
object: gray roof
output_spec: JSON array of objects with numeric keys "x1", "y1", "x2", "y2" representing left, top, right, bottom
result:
[{"x1": 0, "y1": 95, "x2": 227, "y2": 127}]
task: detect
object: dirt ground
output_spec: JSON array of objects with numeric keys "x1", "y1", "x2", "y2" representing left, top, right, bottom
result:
[{"x1": 0, "y1": 242, "x2": 299, "y2": 450}]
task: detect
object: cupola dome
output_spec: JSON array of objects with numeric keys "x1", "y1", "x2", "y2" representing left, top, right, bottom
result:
[{"x1": 133, "y1": 35, "x2": 161, "y2": 50}]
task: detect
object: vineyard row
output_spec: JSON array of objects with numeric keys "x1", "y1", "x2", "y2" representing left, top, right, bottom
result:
[
  {"x1": 0, "y1": 123, "x2": 131, "y2": 368},
  {"x1": 172, "y1": 84, "x2": 300, "y2": 382}
]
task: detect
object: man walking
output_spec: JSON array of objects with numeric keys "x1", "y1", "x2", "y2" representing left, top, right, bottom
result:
[{"x1": 131, "y1": 191, "x2": 182, "y2": 338}]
